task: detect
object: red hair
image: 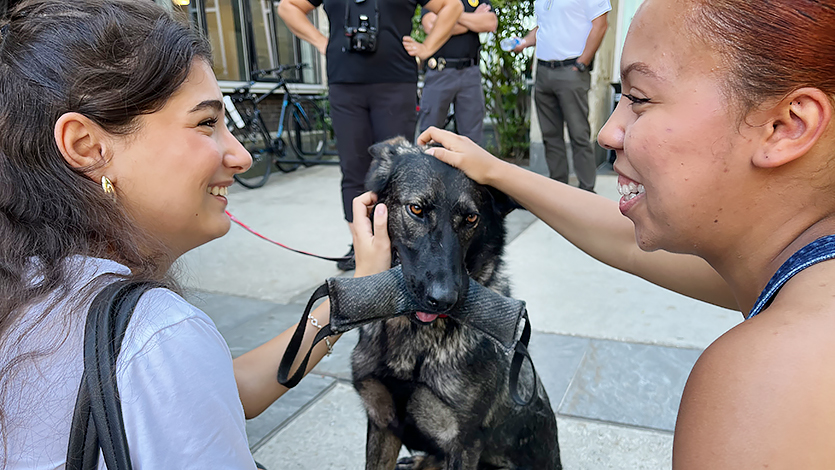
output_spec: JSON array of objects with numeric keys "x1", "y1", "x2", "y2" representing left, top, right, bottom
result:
[{"x1": 689, "y1": 0, "x2": 835, "y2": 112}]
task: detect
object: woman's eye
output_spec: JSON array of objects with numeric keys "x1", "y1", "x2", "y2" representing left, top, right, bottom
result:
[
  {"x1": 199, "y1": 117, "x2": 219, "y2": 128},
  {"x1": 409, "y1": 204, "x2": 423, "y2": 216},
  {"x1": 466, "y1": 214, "x2": 479, "y2": 224},
  {"x1": 622, "y1": 93, "x2": 651, "y2": 106}
]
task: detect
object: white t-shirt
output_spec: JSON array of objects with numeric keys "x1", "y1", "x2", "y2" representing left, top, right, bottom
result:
[
  {"x1": 535, "y1": 0, "x2": 612, "y2": 61},
  {"x1": 2, "y1": 256, "x2": 256, "y2": 469}
]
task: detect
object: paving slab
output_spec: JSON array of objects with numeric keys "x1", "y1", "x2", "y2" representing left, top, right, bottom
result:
[
  {"x1": 247, "y1": 375, "x2": 336, "y2": 450},
  {"x1": 252, "y1": 382, "x2": 376, "y2": 469},
  {"x1": 184, "y1": 289, "x2": 280, "y2": 336},
  {"x1": 528, "y1": 332, "x2": 590, "y2": 407},
  {"x1": 252, "y1": 382, "x2": 674, "y2": 470},
  {"x1": 559, "y1": 339, "x2": 701, "y2": 432},
  {"x1": 557, "y1": 417, "x2": 673, "y2": 470}
]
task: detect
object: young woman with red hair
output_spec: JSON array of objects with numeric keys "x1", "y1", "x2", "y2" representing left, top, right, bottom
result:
[{"x1": 419, "y1": 0, "x2": 835, "y2": 467}]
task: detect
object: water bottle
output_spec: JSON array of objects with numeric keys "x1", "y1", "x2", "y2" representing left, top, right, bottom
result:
[{"x1": 500, "y1": 37, "x2": 521, "y2": 52}]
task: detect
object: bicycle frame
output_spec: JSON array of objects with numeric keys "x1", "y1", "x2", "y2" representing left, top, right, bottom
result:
[
  {"x1": 227, "y1": 64, "x2": 338, "y2": 188},
  {"x1": 227, "y1": 74, "x2": 322, "y2": 165}
]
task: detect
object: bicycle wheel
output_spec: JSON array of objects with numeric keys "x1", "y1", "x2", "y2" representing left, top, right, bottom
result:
[
  {"x1": 272, "y1": 137, "x2": 300, "y2": 173},
  {"x1": 231, "y1": 116, "x2": 273, "y2": 189},
  {"x1": 286, "y1": 99, "x2": 327, "y2": 163}
]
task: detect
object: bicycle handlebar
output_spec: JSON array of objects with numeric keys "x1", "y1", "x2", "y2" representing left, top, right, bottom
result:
[
  {"x1": 251, "y1": 63, "x2": 308, "y2": 81},
  {"x1": 228, "y1": 63, "x2": 308, "y2": 96}
]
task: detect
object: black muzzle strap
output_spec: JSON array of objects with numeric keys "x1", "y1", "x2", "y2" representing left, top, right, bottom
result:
[{"x1": 276, "y1": 267, "x2": 539, "y2": 405}]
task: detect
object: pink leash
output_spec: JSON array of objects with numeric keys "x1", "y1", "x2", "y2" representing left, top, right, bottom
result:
[{"x1": 225, "y1": 211, "x2": 351, "y2": 262}]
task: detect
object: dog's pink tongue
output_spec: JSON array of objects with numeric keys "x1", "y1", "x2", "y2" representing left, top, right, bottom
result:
[{"x1": 416, "y1": 311, "x2": 439, "y2": 323}]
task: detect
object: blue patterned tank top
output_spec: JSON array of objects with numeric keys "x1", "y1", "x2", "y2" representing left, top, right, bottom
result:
[{"x1": 747, "y1": 235, "x2": 835, "y2": 319}]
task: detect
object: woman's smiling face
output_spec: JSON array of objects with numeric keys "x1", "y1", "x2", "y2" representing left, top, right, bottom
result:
[
  {"x1": 105, "y1": 59, "x2": 251, "y2": 258},
  {"x1": 598, "y1": 0, "x2": 764, "y2": 255}
]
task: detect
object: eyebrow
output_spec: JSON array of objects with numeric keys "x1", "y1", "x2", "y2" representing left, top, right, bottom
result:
[
  {"x1": 189, "y1": 99, "x2": 223, "y2": 113},
  {"x1": 621, "y1": 62, "x2": 663, "y2": 82}
]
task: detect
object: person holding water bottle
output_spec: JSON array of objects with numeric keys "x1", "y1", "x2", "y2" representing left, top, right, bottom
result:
[{"x1": 506, "y1": 0, "x2": 610, "y2": 192}]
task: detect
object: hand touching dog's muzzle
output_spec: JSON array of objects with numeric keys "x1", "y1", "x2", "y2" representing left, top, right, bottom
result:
[{"x1": 277, "y1": 266, "x2": 538, "y2": 405}]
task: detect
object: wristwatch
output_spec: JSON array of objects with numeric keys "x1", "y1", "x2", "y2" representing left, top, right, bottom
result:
[{"x1": 574, "y1": 60, "x2": 588, "y2": 72}]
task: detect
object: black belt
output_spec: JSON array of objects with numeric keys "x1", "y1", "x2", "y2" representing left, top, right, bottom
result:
[
  {"x1": 537, "y1": 58, "x2": 578, "y2": 68},
  {"x1": 427, "y1": 56, "x2": 479, "y2": 71}
]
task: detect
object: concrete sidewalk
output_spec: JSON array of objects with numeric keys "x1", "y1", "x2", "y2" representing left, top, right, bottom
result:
[{"x1": 178, "y1": 164, "x2": 742, "y2": 469}]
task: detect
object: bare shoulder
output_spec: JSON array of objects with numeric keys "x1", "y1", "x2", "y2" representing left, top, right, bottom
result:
[{"x1": 673, "y1": 275, "x2": 835, "y2": 469}]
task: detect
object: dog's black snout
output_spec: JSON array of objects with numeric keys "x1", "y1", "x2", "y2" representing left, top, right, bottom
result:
[{"x1": 425, "y1": 286, "x2": 458, "y2": 312}]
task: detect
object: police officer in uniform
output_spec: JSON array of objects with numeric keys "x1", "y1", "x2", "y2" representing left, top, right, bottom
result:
[
  {"x1": 279, "y1": 0, "x2": 462, "y2": 270},
  {"x1": 419, "y1": 0, "x2": 496, "y2": 146}
]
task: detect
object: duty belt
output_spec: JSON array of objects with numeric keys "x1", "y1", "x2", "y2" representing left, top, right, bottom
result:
[
  {"x1": 537, "y1": 58, "x2": 578, "y2": 68},
  {"x1": 427, "y1": 56, "x2": 479, "y2": 71}
]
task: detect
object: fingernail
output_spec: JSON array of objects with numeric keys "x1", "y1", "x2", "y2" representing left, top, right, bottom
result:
[
  {"x1": 424, "y1": 148, "x2": 435, "y2": 156},
  {"x1": 375, "y1": 204, "x2": 387, "y2": 217}
]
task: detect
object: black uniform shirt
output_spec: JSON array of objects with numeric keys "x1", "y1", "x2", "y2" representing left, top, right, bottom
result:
[
  {"x1": 421, "y1": 0, "x2": 490, "y2": 60},
  {"x1": 308, "y1": 0, "x2": 430, "y2": 84}
]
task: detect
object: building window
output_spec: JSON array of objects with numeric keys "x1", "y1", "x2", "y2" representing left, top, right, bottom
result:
[
  {"x1": 155, "y1": 0, "x2": 321, "y2": 84},
  {"x1": 206, "y1": 0, "x2": 248, "y2": 81},
  {"x1": 270, "y1": 2, "x2": 322, "y2": 84},
  {"x1": 249, "y1": 0, "x2": 321, "y2": 84}
]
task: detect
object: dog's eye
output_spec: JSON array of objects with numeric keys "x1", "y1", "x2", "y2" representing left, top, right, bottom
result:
[
  {"x1": 466, "y1": 214, "x2": 479, "y2": 224},
  {"x1": 409, "y1": 204, "x2": 423, "y2": 216}
]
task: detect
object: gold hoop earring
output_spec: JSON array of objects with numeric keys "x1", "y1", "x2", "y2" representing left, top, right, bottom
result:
[{"x1": 101, "y1": 176, "x2": 115, "y2": 195}]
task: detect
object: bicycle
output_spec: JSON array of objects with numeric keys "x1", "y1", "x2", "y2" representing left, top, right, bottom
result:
[
  {"x1": 286, "y1": 93, "x2": 339, "y2": 159},
  {"x1": 224, "y1": 63, "x2": 337, "y2": 189}
]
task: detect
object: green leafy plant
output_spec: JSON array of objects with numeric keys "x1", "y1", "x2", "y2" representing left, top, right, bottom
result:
[
  {"x1": 479, "y1": 0, "x2": 534, "y2": 162},
  {"x1": 412, "y1": 7, "x2": 426, "y2": 42}
]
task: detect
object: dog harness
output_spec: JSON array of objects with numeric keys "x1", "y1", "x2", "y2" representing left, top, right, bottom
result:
[{"x1": 746, "y1": 235, "x2": 835, "y2": 319}]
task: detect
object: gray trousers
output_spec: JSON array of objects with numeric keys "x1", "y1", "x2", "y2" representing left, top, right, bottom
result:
[
  {"x1": 534, "y1": 63, "x2": 596, "y2": 191},
  {"x1": 418, "y1": 65, "x2": 485, "y2": 146}
]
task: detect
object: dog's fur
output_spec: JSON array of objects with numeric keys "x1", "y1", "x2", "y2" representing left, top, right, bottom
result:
[{"x1": 351, "y1": 137, "x2": 561, "y2": 470}]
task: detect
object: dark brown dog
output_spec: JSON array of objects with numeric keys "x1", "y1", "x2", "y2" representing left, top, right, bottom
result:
[{"x1": 351, "y1": 137, "x2": 561, "y2": 470}]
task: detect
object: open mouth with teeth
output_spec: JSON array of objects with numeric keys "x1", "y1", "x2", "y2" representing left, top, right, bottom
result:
[
  {"x1": 618, "y1": 181, "x2": 645, "y2": 201},
  {"x1": 208, "y1": 186, "x2": 228, "y2": 197},
  {"x1": 414, "y1": 311, "x2": 449, "y2": 324}
]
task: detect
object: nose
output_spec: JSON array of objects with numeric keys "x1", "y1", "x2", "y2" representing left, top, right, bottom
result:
[
  {"x1": 597, "y1": 99, "x2": 627, "y2": 154},
  {"x1": 223, "y1": 126, "x2": 253, "y2": 173},
  {"x1": 425, "y1": 284, "x2": 458, "y2": 313}
]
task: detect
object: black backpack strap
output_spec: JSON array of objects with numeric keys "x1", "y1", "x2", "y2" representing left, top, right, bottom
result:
[
  {"x1": 508, "y1": 312, "x2": 537, "y2": 406},
  {"x1": 277, "y1": 282, "x2": 334, "y2": 389},
  {"x1": 67, "y1": 280, "x2": 162, "y2": 470}
]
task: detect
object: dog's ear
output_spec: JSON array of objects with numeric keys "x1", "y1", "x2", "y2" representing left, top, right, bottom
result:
[
  {"x1": 365, "y1": 137, "x2": 409, "y2": 193},
  {"x1": 365, "y1": 142, "x2": 395, "y2": 193},
  {"x1": 487, "y1": 186, "x2": 521, "y2": 217}
]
